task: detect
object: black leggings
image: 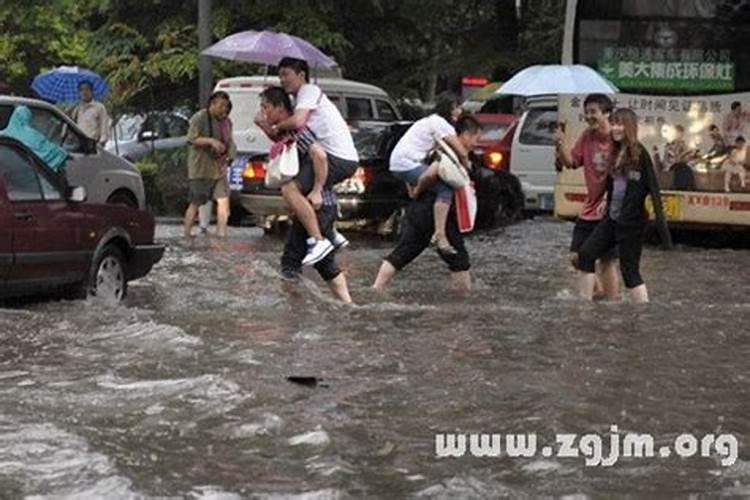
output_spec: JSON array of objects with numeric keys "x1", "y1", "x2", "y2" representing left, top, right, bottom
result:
[
  {"x1": 280, "y1": 204, "x2": 340, "y2": 282},
  {"x1": 577, "y1": 217, "x2": 645, "y2": 289},
  {"x1": 385, "y1": 193, "x2": 470, "y2": 273}
]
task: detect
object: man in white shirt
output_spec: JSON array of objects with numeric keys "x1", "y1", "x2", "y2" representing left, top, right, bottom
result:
[
  {"x1": 71, "y1": 80, "x2": 110, "y2": 146},
  {"x1": 272, "y1": 57, "x2": 358, "y2": 265}
]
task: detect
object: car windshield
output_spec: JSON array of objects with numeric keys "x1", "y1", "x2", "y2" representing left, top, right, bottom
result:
[
  {"x1": 111, "y1": 115, "x2": 144, "y2": 142},
  {"x1": 479, "y1": 123, "x2": 509, "y2": 142},
  {"x1": 350, "y1": 123, "x2": 388, "y2": 159}
]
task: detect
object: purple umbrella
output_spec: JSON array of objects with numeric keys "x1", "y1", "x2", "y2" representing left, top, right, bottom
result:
[{"x1": 202, "y1": 30, "x2": 337, "y2": 68}]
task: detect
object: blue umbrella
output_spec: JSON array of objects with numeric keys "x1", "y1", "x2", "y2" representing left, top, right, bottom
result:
[{"x1": 31, "y1": 66, "x2": 109, "y2": 103}]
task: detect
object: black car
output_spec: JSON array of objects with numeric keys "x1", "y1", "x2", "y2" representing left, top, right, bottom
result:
[{"x1": 238, "y1": 121, "x2": 523, "y2": 234}]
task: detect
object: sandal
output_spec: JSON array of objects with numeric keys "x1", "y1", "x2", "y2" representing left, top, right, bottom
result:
[{"x1": 431, "y1": 234, "x2": 458, "y2": 256}]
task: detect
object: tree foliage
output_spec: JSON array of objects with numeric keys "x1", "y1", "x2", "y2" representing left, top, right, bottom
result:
[{"x1": 0, "y1": 0, "x2": 564, "y2": 110}]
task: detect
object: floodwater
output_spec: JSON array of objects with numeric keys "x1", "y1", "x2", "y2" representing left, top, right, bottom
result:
[{"x1": 1, "y1": 218, "x2": 749, "y2": 499}]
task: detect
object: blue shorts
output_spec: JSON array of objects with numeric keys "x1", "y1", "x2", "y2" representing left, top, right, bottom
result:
[{"x1": 391, "y1": 164, "x2": 453, "y2": 203}]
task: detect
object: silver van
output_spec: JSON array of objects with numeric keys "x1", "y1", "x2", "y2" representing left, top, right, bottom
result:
[{"x1": 0, "y1": 96, "x2": 145, "y2": 208}]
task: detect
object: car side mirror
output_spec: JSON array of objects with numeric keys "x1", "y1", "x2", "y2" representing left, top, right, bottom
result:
[
  {"x1": 139, "y1": 130, "x2": 159, "y2": 142},
  {"x1": 67, "y1": 186, "x2": 87, "y2": 203}
]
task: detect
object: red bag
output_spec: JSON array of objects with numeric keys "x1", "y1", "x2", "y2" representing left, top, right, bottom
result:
[{"x1": 455, "y1": 182, "x2": 477, "y2": 233}]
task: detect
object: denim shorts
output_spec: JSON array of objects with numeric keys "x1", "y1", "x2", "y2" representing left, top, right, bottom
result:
[{"x1": 391, "y1": 165, "x2": 453, "y2": 203}]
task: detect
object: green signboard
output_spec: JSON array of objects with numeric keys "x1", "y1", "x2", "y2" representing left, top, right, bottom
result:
[{"x1": 598, "y1": 60, "x2": 735, "y2": 92}]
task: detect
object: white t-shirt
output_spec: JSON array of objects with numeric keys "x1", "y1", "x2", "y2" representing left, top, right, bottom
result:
[
  {"x1": 389, "y1": 114, "x2": 455, "y2": 172},
  {"x1": 295, "y1": 83, "x2": 358, "y2": 162}
]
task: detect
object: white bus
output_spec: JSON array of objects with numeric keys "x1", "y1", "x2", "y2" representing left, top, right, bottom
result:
[{"x1": 555, "y1": 0, "x2": 750, "y2": 228}]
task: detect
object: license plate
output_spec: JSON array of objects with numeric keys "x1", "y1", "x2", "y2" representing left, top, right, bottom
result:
[
  {"x1": 228, "y1": 155, "x2": 251, "y2": 191},
  {"x1": 539, "y1": 193, "x2": 554, "y2": 210},
  {"x1": 646, "y1": 194, "x2": 681, "y2": 221}
]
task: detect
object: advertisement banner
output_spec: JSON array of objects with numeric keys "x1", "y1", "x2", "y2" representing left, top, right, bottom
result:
[{"x1": 558, "y1": 92, "x2": 750, "y2": 194}]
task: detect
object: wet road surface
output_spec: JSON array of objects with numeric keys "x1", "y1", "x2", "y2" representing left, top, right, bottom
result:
[{"x1": 1, "y1": 218, "x2": 749, "y2": 499}]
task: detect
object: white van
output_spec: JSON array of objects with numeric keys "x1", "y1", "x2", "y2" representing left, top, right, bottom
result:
[
  {"x1": 215, "y1": 75, "x2": 400, "y2": 179},
  {"x1": 213, "y1": 76, "x2": 401, "y2": 222},
  {"x1": 509, "y1": 97, "x2": 557, "y2": 211}
]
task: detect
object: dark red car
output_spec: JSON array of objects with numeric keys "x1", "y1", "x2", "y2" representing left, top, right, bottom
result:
[
  {"x1": 474, "y1": 113, "x2": 517, "y2": 171},
  {"x1": 0, "y1": 137, "x2": 164, "y2": 302}
]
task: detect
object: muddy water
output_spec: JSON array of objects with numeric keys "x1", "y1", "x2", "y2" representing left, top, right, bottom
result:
[{"x1": 0, "y1": 218, "x2": 749, "y2": 499}]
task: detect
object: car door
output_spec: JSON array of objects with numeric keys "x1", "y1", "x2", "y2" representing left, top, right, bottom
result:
[
  {"x1": 510, "y1": 107, "x2": 558, "y2": 206},
  {"x1": 0, "y1": 142, "x2": 87, "y2": 291}
]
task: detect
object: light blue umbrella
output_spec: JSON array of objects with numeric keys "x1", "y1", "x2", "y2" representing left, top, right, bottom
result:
[
  {"x1": 496, "y1": 65, "x2": 619, "y2": 96},
  {"x1": 31, "y1": 66, "x2": 109, "y2": 103}
]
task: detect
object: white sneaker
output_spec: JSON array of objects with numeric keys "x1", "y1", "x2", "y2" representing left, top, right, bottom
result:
[
  {"x1": 331, "y1": 230, "x2": 349, "y2": 250},
  {"x1": 302, "y1": 238, "x2": 334, "y2": 266}
]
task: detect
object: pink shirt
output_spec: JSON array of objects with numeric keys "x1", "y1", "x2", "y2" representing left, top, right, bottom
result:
[{"x1": 571, "y1": 129, "x2": 614, "y2": 221}]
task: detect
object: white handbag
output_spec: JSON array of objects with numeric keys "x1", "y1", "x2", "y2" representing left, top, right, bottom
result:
[
  {"x1": 435, "y1": 138, "x2": 469, "y2": 189},
  {"x1": 265, "y1": 140, "x2": 300, "y2": 189}
]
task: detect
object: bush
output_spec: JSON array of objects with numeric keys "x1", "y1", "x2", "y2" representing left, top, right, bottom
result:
[{"x1": 135, "y1": 149, "x2": 189, "y2": 216}]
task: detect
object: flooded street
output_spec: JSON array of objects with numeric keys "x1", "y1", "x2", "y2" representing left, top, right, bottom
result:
[{"x1": 1, "y1": 217, "x2": 749, "y2": 499}]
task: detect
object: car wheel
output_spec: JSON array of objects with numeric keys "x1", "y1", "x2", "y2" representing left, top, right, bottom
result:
[
  {"x1": 492, "y1": 171, "x2": 524, "y2": 226},
  {"x1": 107, "y1": 190, "x2": 138, "y2": 208},
  {"x1": 83, "y1": 245, "x2": 128, "y2": 303},
  {"x1": 381, "y1": 206, "x2": 406, "y2": 241}
]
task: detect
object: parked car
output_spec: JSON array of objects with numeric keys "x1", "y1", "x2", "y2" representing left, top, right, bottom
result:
[
  {"x1": 508, "y1": 97, "x2": 558, "y2": 211},
  {"x1": 106, "y1": 111, "x2": 190, "y2": 163},
  {"x1": 470, "y1": 116, "x2": 525, "y2": 227},
  {"x1": 0, "y1": 137, "x2": 164, "y2": 302},
  {"x1": 214, "y1": 76, "x2": 403, "y2": 224},
  {"x1": 474, "y1": 113, "x2": 517, "y2": 170},
  {"x1": 0, "y1": 96, "x2": 146, "y2": 209},
  {"x1": 240, "y1": 121, "x2": 523, "y2": 234}
]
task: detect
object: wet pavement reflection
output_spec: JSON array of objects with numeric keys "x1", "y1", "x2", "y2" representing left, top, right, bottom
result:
[{"x1": 1, "y1": 218, "x2": 749, "y2": 498}]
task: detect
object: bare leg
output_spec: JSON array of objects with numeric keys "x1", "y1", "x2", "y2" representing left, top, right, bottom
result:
[
  {"x1": 599, "y1": 259, "x2": 621, "y2": 301},
  {"x1": 373, "y1": 260, "x2": 397, "y2": 290},
  {"x1": 412, "y1": 163, "x2": 440, "y2": 198},
  {"x1": 433, "y1": 200, "x2": 455, "y2": 252},
  {"x1": 198, "y1": 201, "x2": 212, "y2": 231},
  {"x1": 328, "y1": 273, "x2": 352, "y2": 304},
  {"x1": 629, "y1": 284, "x2": 649, "y2": 304},
  {"x1": 451, "y1": 271, "x2": 471, "y2": 291},
  {"x1": 307, "y1": 143, "x2": 328, "y2": 209},
  {"x1": 281, "y1": 181, "x2": 323, "y2": 240},
  {"x1": 215, "y1": 197, "x2": 230, "y2": 237},
  {"x1": 183, "y1": 203, "x2": 199, "y2": 238},
  {"x1": 579, "y1": 272, "x2": 597, "y2": 300},
  {"x1": 740, "y1": 167, "x2": 746, "y2": 188},
  {"x1": 724, "y1": 168, "x2": 731, "y2": 192}
]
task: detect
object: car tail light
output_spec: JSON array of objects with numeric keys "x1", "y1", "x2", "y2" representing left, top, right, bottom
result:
[
  {"x1": 353, "y1": 166, "x2": 375, "y2": 186},
  {"x1": 243, "y1": 160, "x2": 266, "y2": 180},
  {"x1": 483, "y1": 148, "x2": 508, "y2": 171},
  {"x1": 335, "y1": 166, "x2": 371, "y2": 194}
]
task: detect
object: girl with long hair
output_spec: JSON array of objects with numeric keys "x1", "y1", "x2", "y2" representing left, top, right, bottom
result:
[{"x1": 575, "y1": 108, "x2": 672, "y2": 303}]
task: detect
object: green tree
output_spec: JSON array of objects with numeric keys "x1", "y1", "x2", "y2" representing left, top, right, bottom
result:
[{"x1": 0, "y1": 0, "x2": 92, "y2": 94}]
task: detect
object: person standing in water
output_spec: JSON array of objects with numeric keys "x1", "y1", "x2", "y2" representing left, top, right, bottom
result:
[
  {"x1": 555, "y1": 93, "x2": 620, "y2": 300},
  {"x1": 575, "y1": 108, "x2": 672, "y2": 304}
]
